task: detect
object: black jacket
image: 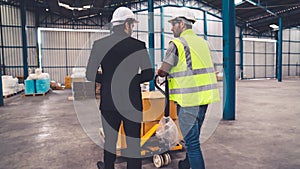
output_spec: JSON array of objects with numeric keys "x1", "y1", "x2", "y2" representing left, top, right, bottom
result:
[{"x1": 86, "y1": 31, "x2": 154, "y2": 115}]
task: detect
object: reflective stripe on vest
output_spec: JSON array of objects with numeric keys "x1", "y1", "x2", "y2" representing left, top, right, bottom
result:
[
  {"x1": 169, "y1": 67, "x2": 215, "y2": 78},
  {"x1": 169, "y1": 83, "x2": 218, "y2": 94},
  {"x1": 179, "y1": 37, "x2": 192, "y2": 69},
  {"x1": 168, "y1": 29, "x2": 220, "y2": 107}
]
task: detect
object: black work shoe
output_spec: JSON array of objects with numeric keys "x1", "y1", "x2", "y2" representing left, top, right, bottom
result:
[
  {"x1": 97, "y1": 161, "x2": 104, "y2": 169},
  {"x1": 178, "y1": 157, "x2": 190, "y2": 169}
]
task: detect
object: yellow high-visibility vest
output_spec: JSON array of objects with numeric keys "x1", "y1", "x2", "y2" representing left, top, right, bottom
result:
[{"x1": 168, "y1": 29, "x2": 220, "y2": 107}]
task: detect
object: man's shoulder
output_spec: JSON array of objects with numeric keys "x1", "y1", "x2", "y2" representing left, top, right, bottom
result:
[
  {"x1": 93, "y1": 34, "x2": 112, "y2": 44},
  {"x1": 127, "y1": 37, "x2": 145, "y2": 46},
  {"x1": 94, "y1": 35, "x2": 145, "y2": 45}
]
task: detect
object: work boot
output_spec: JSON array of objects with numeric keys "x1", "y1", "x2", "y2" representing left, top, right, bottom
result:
[
  {"x1": 97, "y1": 161, "x2": 105, "y2": 169},
  {"x1": 178, "y1": 155, "x2": 190, "y2": 169}
]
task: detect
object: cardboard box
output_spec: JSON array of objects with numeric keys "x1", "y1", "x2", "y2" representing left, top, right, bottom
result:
[
  {"x1": 36, "y1": 78, "x2": 50, "y2": 93},
  {"x1": 64, "y1": 76, "x2": 72, "y2": 89},
  {"x1": 25, "y1": 79, "x2": 35, "y2": 94},
  {"x1": 142, "y1": 91, "x2": 177, "y2": 122}
]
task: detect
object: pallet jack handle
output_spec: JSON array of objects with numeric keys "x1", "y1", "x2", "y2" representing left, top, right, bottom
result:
[{"x1": 154, "y1": 75, "x2": 169, "y2": 117}]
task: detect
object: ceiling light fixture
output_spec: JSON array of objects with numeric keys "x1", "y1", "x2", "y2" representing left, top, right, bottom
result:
[
  {"x1": 235, "y1": 0, "x2": 244, "y2": 5},
  {"x1": 269, "y1": 24, "x2": 279, "y2": 31},
  {"x1": 58, "y1": 0, "x2": 91, "y2": 11},
  {"x1": 83, "y1": 5, "x2": 92, "y2": 9}
]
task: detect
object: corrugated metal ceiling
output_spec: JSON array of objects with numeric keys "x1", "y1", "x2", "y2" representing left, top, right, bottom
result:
[
  {"x1": 203, "y1": 0, "x2": 300, "y2": 33},
  {"x1": 3, "y1": 0, "x2": 300, "y2": 33}
]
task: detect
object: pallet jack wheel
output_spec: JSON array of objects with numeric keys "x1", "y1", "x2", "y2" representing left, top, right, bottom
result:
[
  {"x1": 163, "y1": 153, "x2": 171, "y2": 165},
  {"x1": 97, "y1": 161, "x2": 104, "y2": 169},
  {"x1": 153, "y1": 154, "x2": 164, "y2": 168}
]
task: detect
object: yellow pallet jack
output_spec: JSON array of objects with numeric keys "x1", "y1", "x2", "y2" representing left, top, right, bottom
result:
[{"x1": 139, "y1": 75, "x2": 183, "y2": 168}]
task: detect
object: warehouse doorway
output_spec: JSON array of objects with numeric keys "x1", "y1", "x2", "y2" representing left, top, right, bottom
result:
[{"x1": 37, "y1": 28, "x2": 110, "y2": 84}]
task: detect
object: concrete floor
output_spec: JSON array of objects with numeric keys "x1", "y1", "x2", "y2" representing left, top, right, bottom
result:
[{"x1": 0, "y1": 79, "x2": 300, "y2": 169}]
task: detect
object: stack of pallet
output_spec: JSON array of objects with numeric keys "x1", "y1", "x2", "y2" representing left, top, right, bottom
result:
[
  {"x1": 24, "y1": 69, "x2": 50, "y2": 95},
  {"x1": 2, "y1": 75, "x2": 24, "y2": 97}
]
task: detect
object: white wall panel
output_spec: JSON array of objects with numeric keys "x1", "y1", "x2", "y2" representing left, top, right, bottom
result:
[
  {"x1": 27, "y1": 48, "x2": 37, "y2": 66},
  {"x1": 42, "y1": 50, "x2": 66, "y2": 66},
  {"x1": 193, "y1": 19, "x2": 204, "y2": 35},
  {"x1": 1, "y1": 5, "x2": 21, "y2": 25},
  {"x1": 266, "y1": 54, "x2": 275, "y2": 66},
  {"x1": 207, "y1": 36, "x2": 222, "y2": 50},
  {"x1": 290, "y1": 28, "x2": 300, "y2": 41},
  {"x1": 4, "y1": 48, "x2": 22, "y2": 65},
  {"x1": 283, "y1": 53, "x2": 289, "y2": 64},
  {"x1": 2, "y1": 27, "x2": 22, "y2": 46},
  {"x1": 255, "y1": 42, "x2": 266, "y2": 53},
  {"x1": 26, "y1": 11, "x2": 35, "y2": 27},
  {"x1": 136, "y1": 14, "x2": 148, "y2": 32},
  {"x1": 244, "y1": 41, "x2": 253, "y2": 52},
  {"x1": 42, "y1": 31, "x2": 66, "y2": 48},
  {"x1": 290, "y1": 42, "x2": 299, "y2": 53},
  {"x1": 26, "y1": 28, "x2": 36, "y2": 46},
  {"x1": 207, "y1": 21, "x2": 222, "y2": 35},
  {"x1": 283, "y1": 29, "x2": 290, "y2": 40},
  {"x1": 39, "y1": 29, "x2": 109, "y2": 83}
]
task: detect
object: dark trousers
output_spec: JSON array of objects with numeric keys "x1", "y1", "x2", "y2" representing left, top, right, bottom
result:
[{"x1": 101, "y1": 111, "x2": 141, "y2": 169}]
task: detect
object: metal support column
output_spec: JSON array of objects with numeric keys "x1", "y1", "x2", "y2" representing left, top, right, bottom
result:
[
  {"x1": 0, "y1": 41, "x2": 3, "y2": 106},
  {"x1": 35, "y1": 10, "x2": 40, "y2": 68},
  {"x1": 65, "y1": 32, "x2": 69, "y2": 75},
  {"x1": 204, "y1": 11, "x2": 208, "y2": 40},
  {"x1": 0, "y1": 4, "x2": 5, "y2": 105},
  {"x1": 21, "y1": 0, "x2": 29, "y2": 79},
  {"x1": 160, "y1": 6, "x2": 165, "y2": 61},
  {"x1": 240, "y1": 28, "x2": 243, "y2": 79},
  {"x1": 0, "y1": 5, "x2": 6, "y2": 75},
  {"x1": 277, "y1": 17, "x2": 283, "y2": 82},
  {"x1": 222, "y1": 0, "x2": 236, "y2": 120},
  {"x1": 275, "y1": 30, "x2": 278, "y2": 78},
  {"x1": 148, "y1": 0, "x2": 155, "y2": 91}
]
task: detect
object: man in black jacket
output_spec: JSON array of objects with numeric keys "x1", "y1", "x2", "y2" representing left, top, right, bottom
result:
[{"x1": 86, "y1": 7, "x2": 154, "y2": 169}]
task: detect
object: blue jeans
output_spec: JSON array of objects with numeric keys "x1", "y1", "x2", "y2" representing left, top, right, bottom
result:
[{"x1": 177, "y1": 104, "x2": 208, "y2": 169}]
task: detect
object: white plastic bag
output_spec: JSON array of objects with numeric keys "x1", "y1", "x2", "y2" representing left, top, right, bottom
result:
[{"x1": 156, "y1": 116, "x2": 180, "y2": 150}]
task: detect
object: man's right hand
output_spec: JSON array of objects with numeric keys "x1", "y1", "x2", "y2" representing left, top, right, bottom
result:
[
  {"x1": 157, "y1": 69, "x2": 168, "y2": 77},
  {"x1": 157, "y1": 62, "x2": 172, "y2": 77}
]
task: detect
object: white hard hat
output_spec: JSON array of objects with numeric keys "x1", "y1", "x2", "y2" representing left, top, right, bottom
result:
[
  {"x1": 111, "y1": 7, "x2": 138, "y2": 26},
  {"x1": 168, "y1": 7, "x2": 196, "y2": 24}
]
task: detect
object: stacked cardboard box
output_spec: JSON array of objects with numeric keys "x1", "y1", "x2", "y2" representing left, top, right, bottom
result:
[
  {"x1": 36, "y1": 79, "x2": 50, "y2": 93},
  {"x1": 25, "y1": 80, "x2": 36, "y2": 94},
  {"x1": 64, "y1": 76, "x2": 72, "y2": 89},
  {"x1": 2, "y1": 75, "x2": 24, "y2": 96},
  {"x1": 25, "y1": 78, "x2": 50, "y2": 94}
]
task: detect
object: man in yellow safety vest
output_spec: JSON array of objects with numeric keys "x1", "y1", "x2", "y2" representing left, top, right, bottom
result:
[{"x1": 157, "y1": 7, "x2": 220, "y2": 169}]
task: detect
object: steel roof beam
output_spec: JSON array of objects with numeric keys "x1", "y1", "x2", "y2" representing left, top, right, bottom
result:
[{"x1": 245, "y1": 0, "x2": 277, "y2": 17}]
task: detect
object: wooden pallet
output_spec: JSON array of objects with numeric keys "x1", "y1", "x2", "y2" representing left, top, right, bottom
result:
[
  {"x1": 3, "y1": 90, "x2": 24, "y2": 99},
  {"x1": 23, "y1": 89, "x2": 51, "y2": 97}
]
